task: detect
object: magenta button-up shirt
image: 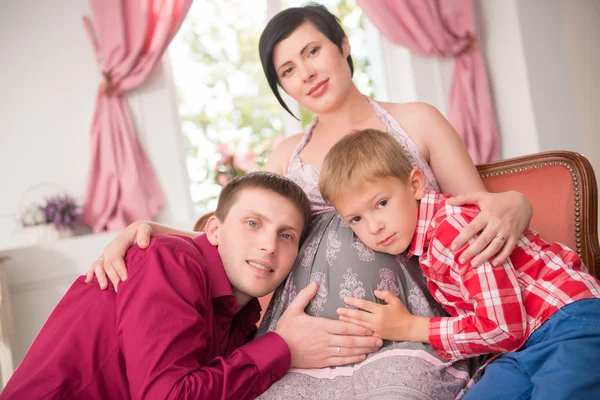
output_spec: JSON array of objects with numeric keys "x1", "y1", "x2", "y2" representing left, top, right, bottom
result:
[{"x1": 1, "y1": 234, "x2": 290, "y2": 399}]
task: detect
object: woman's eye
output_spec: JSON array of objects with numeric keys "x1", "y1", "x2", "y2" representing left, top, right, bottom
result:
[
  {"x1": 377, "y1": 200, "x2": 388, "y2": 209},
  {"x1": 282, "y1": 67, "x2": 293, "y2": 77},
  {"x1": 308, "y1": 46, "x2": 320, "y2": 56},
  {"x1": 350, "y1": 216, "x2": 362, "y2": 224}
]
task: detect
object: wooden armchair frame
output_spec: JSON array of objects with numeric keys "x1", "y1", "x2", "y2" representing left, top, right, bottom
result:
[{"x1": 477, "y1": 151, "x2": 599, "y2": 277}]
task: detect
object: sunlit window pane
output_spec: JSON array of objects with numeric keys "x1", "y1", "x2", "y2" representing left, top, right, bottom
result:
[
  {"x1": 169, "y1": 0, "x2": 375, "y2": 212},
  {"x1": 170, "y1": 0, "x2": 282, "y2": 211}
]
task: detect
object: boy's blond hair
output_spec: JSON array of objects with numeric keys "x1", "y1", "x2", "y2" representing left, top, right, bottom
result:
[{"x1": 319, "y1": 129, "x2": 414, "y2": 204}]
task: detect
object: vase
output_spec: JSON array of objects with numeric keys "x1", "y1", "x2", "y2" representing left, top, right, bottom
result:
[{"x1": 21, "y1": 224, "x2": 74, "y2": 245}]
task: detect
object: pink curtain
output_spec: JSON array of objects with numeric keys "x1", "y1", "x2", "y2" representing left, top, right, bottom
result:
[
  {"x1": 82, "y1": 0, "x2": 192, "y2": 232},
  {"x1": 357, "y1": 0, "x2": 499, "y2": 164}
]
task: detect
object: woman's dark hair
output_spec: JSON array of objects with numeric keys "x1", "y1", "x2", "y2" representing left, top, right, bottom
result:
[{"x1": 259, "y1": 3, "x2": 354, "y2": 119}]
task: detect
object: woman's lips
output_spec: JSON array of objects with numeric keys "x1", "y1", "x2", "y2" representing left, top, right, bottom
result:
[{"x1": 307, "y1": 79, "x2": 329, "y2": 97}]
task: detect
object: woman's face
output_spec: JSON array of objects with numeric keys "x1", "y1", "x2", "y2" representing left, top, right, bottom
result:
[{"x1": 272, "y1": 22, "x2": 352, "y2": 115}]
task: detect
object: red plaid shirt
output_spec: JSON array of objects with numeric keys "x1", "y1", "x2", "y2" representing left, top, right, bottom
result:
[{"x1": 408, "y1": 191, "x2": 600, "y2": 362}]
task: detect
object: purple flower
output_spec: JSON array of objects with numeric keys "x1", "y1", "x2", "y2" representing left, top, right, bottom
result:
[{"x1": 37, "y1": 194, "x2": 81, "y2": 230}]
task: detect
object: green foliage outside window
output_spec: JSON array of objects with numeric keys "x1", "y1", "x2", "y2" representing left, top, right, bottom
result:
[{"x1": 171, "y1": 0, "x2": 374, "y2": 209}]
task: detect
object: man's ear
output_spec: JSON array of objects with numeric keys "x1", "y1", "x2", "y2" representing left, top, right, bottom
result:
[
  {"x1": 204, "y1": 215, "x2": 221, "y2": 246},
  {"x1": 409, "y1": 168, "x2": 426, "y2": 200},
  {"x1": 342, "y1": 36, "x2": 351, "y2": 57}
]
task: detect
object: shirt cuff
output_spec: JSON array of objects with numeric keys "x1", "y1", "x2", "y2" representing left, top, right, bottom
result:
[
  {"x1": 428, "y1": 317, "x2": 454, "y2": 361},
  {"x1": 239, "y1": 332, "x2": 291, "y2": 392}
]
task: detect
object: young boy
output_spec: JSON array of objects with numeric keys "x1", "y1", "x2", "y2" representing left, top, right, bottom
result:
[
  {"x1": 0, "y1": 172, "x2": 378, "y2": 400},
  {"x1": 319, "y1": 129, "x2": 600, "y2": 399}
]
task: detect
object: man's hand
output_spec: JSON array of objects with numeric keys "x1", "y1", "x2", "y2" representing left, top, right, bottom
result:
[
  {"x1": 275, "y1": 282, "x2": 383, "y2": 368},
  {"x1": 338, "y1": 290, "x2": 430, "y2": 343}
]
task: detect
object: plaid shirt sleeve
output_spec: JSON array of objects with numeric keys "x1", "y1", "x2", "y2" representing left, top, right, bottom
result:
[{"x1": 424, "y1": 207, "x2": 529, "y2": 361}]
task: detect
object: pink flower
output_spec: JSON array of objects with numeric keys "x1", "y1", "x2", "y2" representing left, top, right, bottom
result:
[
  {"x1": 216, "y1": 143, "x2": 232, "y2": 164},
  {"x1": 216, "y1": 174, "x2": 229, "y2": 186},
  {"x1": 233, "y1": 151, "x2": 258, "y2": 172},
  {"x1": 216, "y1": 143, "x2": 229, "y2": 154}
]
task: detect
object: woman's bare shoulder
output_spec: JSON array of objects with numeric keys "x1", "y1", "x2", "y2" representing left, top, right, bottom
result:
[
  {"x1": 263, "y1": 133, "x2": 304, "y2": 175},
  {"x1": 379, "y1": 101, "x2": 442, "y2": 123}
]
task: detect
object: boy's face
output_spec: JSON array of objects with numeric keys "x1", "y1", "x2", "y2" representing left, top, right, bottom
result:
[
  {"x1": 334, "y1": 170, "x2": 425, "y2": 255},
  {"x1": 205, "y1": 188, "x2": 305, "y2": 310}
]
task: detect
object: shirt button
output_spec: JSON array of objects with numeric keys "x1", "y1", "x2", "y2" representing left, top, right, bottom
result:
[
  {"x1": 221, "y1": 322, "x2": 228, "y2": 330},
  {"x1": 228, "y1": 300, "x2": 234, "y2": 308},
  {"x1": 270, "y1": 373, "x2": 277, "y2": 382}
]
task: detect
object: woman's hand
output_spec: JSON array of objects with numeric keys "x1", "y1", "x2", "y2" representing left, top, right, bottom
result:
[
  {"x1": 337, "y1": 291, "x2": 429, "y2": 343},
  {"x1": 446, "y1": 191, "x2": 533, "y2": 267},
  {"x1": 85, "y1": 221, "x2": 154, "y2": 291}
]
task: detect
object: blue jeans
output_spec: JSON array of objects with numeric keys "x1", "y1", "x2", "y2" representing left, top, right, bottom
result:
[{"x1": 463, "y1": 298, "x2": 600, "y2": 400}]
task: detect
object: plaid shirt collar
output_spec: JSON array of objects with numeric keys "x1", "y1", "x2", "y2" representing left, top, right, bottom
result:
[{"x1": 407, "y1": 190, "x2": 445, "y2": 258}]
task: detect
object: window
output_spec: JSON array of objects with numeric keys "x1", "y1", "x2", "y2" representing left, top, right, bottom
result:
[{"x1": 169, "y1": 0, "x2": 386, "y2": 211}]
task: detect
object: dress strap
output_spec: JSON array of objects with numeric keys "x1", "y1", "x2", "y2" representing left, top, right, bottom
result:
[
  {"x1": 286, "y1": 117, "x2": 319, "y2": 177},
  {"x1": 289, "y1": 117, "x2": 318, "y2": 162}
]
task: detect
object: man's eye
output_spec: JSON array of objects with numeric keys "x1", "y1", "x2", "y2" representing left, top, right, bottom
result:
[
  {"x1": 247, "y1": 220, "x2": 258, "y2": 228},
  {"x1": 377, "y1": 200, "x2": 388, "y2": 209},
  {"x1": 280, "y1": 233, "x2": 293, "y2": 240}
]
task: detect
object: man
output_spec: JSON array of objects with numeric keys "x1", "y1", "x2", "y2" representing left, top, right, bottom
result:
[{"x1": 1, "y1": 172, "x2": 382, "y2": 399}]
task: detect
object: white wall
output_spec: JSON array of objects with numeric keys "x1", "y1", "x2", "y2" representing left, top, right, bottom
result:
[
  {"x1": 474, "y1": 0, "x2": 595, "y2": 161},
  {"x1": 385, "y1": 0, "x2": 584, "y2": 161},
  {"x1": 473, "y1": 0, "x2": 599, "y2": 228},
  {"x1": 515, "y1": 0, "x2": 581, "y2": 153},
  {"x1": 0, "y1": 0, "x2": 193, "y2": 239},
  {"x1": 473, "y1": 0, "x2": 542, "y2": 158},
  {"x1": 560, "y1": 0, "x2": 600, "y2": 184},
  {"x1": 0, "y1": 0, "x2": 98, "y2": 237},
  {"x1": 0, "y1": 0, "x2": 194, "y2": 377}
]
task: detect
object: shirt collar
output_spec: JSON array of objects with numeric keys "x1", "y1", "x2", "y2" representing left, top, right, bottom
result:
[
  {"x1": 408, "y1": 190, "x2": 444, "y2": 258},
  {"x1": 195, "y1": 234, "x2": 235, "y2": 300}
]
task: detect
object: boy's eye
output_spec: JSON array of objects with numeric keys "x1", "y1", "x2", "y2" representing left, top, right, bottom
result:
[
  {"x1": 377, "y1": 200, "x2": 388, "y2": 209},
  {"x1": 350, "y1": 216, "x2": 362, "y2": 224}
]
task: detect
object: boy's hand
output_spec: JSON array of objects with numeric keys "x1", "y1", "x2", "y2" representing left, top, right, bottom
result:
[{"x1": 338, "y1": 290, "x2": 430, "y2": 343}]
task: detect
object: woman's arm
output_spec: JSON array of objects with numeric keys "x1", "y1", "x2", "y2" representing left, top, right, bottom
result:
[
  {"x1": 86, "y1": 220, "x2": 200, "y2": 290},
  {"x1": 390, "y1": 102, "x2": 533, "y2": 266},
  {"x1": 390, "y1": 102, "x2": 485, "y2": 193},
  {"x1": 262, "y1": 133, "x2": 303, "y2": 175}
]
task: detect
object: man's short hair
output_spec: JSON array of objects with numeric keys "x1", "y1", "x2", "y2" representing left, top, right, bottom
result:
[
  {"x1": 213, "y1": 171, "x2": 313, "y2": 239},
  {"x1": 319, "y1": 129, "x2": 413, "y2": 204}
]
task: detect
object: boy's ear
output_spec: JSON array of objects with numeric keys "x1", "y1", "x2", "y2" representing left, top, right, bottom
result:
[
  {"x1": 204, "y1": 215, "x2": 221, "y2": 246},
  {"x1": 409, "y1": 168, "x2": 426, "y2": 200}
]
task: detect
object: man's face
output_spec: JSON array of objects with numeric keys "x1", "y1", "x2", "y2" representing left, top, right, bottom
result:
[{"x1": 206, "y1": 188, "x2": 305, "y2": 309}]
